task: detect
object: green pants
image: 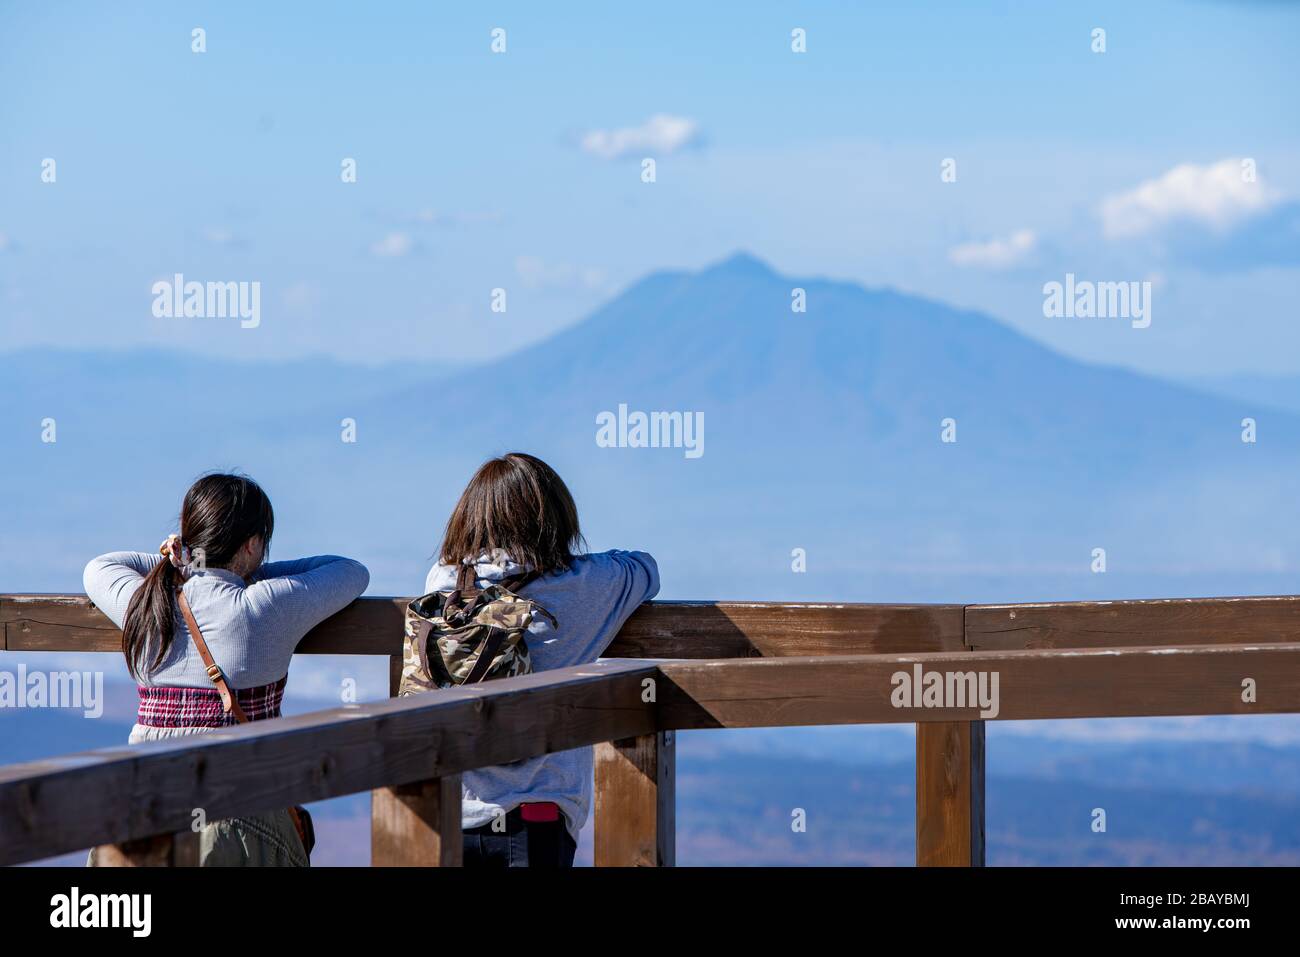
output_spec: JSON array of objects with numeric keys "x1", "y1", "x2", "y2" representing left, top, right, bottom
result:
[{"x1": 87, "y1": 808, "x2": 309, "y2": 867}]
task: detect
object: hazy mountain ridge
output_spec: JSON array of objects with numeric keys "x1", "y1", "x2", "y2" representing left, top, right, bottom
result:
[
  {"x1": 1191, "y1": 372, "x2": 1300, "y2": 417},
  {"x1": 5, "y1": 253, "x2": 1300, "y2": 866},
  {"x1": 5, "y1": 252, "x2": 1294, "y2": 600},
  {"x1": 676, "y1": 753, "x2": 1300, "y2": 867}
]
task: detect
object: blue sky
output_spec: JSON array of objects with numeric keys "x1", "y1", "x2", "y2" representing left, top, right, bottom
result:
[{"x1": 1, "y1": 0, "x2": 1298, "y2": 375}]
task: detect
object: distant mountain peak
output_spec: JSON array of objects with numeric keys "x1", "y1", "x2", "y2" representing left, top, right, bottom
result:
[{"x1": 703, "y1": 251, "x2": 777, "y2": 279}]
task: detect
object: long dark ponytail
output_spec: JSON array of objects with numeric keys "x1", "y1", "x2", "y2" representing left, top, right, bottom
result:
[{"x1": 123, "y1": 473, "x2": 274, "y2": 681}]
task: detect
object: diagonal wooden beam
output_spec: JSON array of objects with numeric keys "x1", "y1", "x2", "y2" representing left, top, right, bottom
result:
[{"x1": 0, "y1": 659, "x2": 658, "y2": 866}]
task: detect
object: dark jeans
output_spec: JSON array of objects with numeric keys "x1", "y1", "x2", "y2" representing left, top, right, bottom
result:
[{"x1": 463, "y1": 809, "x2": 576, "y2": 868}]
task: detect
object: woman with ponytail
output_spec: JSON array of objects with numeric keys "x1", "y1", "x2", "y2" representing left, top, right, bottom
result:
[{"x1": 82, "y1": 472, "x2": 369, "y2": 866}]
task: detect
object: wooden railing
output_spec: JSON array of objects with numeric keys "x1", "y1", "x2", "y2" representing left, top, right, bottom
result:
[{"x1": 1, "y1": 594, "x2": 1298, "y2": 867}]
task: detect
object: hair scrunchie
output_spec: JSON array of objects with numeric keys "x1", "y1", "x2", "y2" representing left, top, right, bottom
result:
[{"x1": 159, "y1": 534, "x2": 194, "y2": 580}]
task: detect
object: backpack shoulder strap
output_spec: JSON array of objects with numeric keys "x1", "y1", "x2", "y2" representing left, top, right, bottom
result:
[
  {"x1": 176, "y1": 587, "x2": 248, "y2": 724},
  {"x1": 501, "y1": 570, "x2": 540, "y2": 592},
  {"x1": 461, "y1": 630, "x2": 509, "y2": 685},
  {"x1": 446, "y1": 566, "x2": 538, "y2": 612},
  {"x1": 443, "y1": 563, "x2": 480, "y2": 617}
]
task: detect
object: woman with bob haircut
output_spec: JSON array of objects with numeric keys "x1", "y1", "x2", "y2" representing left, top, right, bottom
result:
[{"x1": 426, "y1": 452, "x2": 659, "y2": 868}]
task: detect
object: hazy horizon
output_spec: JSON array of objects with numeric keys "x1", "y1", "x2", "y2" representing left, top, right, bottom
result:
[{"x1": 3, "y1": 1, "x2": 1298, "y2": 868}]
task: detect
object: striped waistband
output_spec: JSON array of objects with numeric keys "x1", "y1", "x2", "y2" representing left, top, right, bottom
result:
[{"x1": 136, "y1": 676, "x2": 288, "y2": 728}]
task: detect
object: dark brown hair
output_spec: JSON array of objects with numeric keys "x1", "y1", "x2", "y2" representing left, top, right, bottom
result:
[
  {"x1": 122, "y1": 473, "x2": 274, "y2": 681},
  {"x1": 440, "y1": 453, "x2": 583, "y2": 574}
]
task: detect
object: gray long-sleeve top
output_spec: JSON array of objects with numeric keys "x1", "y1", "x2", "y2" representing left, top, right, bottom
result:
[{"x1": 84, "y1": 551, "x2": 370, "y2": 689}]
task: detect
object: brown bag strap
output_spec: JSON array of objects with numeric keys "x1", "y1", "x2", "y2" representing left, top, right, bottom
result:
[
  {"x1": 176, "y1": 587, "x2": 248, "y2": 724},
  {"x1": 462, "y1": 629, "x2": 508, "y2": 685},
  {"x1": 505, "y1": 570, "x2": 541, "y2": 592},
  {"x1": 452, "y1": 569, "x2": 551, "y2": 685},
  {"x1": 443, "y1": 563, "x2": 479, "y2": 616},
  {"x1": 445, "y1": 566, "x2": 540, "y2": 617},
  {"x1": 175, "y1": 586, "x2": 312, "y2": 857}
]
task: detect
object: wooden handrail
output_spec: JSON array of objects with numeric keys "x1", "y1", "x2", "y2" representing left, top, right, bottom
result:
[
  {"x1": 0, "y1": 595, "x2": 964, "y2": 657},
  {"x1": 654, "y1": 643, "x2": 1300, "y2": 726},
  {"x1": 4, "y1": 592, "x2": 1299, "y2": 657},
  {"x1": 3, "y1": 592, "x2": 1297, "y2": 868},
  {"x1": 3, "y1": 641, "x2": 1298, "y2": 866},
  {"x1": 0, "y1": 659, "x2": 659, "y2": 866},
  {"x1": 966, "y1": 595, "x2": 1300, "y2": 650}
]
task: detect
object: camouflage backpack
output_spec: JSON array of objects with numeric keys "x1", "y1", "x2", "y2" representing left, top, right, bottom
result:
[{"x1": 399, "y1": 565, "x2": 557, "y2": 695}]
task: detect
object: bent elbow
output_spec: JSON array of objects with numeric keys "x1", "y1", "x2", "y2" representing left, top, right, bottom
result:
[
  {"x1": 350, "y1": 560, "x2": 371, "y2": 597},
  {"x1": 82, "y1": 556, "x2": 108, "y2": 600}
]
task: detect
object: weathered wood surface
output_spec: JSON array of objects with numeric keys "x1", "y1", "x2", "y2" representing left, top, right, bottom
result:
[
  {"x1": 915, "y1": 721, "x2": 984, "y2": 867},
  {"x1": 0, "y1": 659, "x2": 657, "y2": 866},
  {"x1": 370, "y1": 654, "x2": 463, "y2": 866},
  {"x1": 0, "y1": 594, "x2": 409, "y2": 655},
  {"x1": 9, "y1": 593, "x2": 1300, "y2": 658},
  {"x1": 3, "y1": 642, "x2": 1299, "y2": 865},
  {"x1": 966, "y1": 595, "x2": 1300, "y2": 650},
  {"x1": 0, "y1": 595, "x2": 964, "y2": 658},
  {"x1": 610, "y1": 601, "x2": 964, "y2": 657},
  {"x1": 0, "y1": 594, "x2": 123, "y2": 653},
  {"x1": 594, "y1": 732, "x2": 676, "y2": 867},
  {"x1": 92, "y1": 831, "x2": 201, "y2": 867},
  {"x1": 6, "y1": 589, "x2": 1300, "y2": 869},
  {"x1": 372, "y1": 776, "x2": 463, "y2": 867},
  {"x1": 654, "y1": 643, "x2": 1300, "y2": 728}
]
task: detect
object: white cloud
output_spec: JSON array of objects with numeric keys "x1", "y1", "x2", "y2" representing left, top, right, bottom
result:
[
  {"x1": 948, "y1": 229, "x2": 1037, "y2": 269},
  {"x1": 202, "y1": 227, "x2": 242, "y2": 247},
  {"x1": 579, "y1": 114, "x2": 702, "y2": 160},
  {"x1": 370, "y1": 232, "x2": 413, "y2": 258},
  {"x1": 1100, "y1": 158, "x2": 1280, "y2": 239},
  {"x1": 281, "y1": 280, "x2": 322, "y2": 314},
  {"x1": 515, "y1": 255, "x2": 605, "y2": 290},
  {"x1": 402, "y1": 209, "x2": 503, "y2": 228}
]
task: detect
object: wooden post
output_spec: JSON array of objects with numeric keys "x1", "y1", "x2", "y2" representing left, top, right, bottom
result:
[
  {"x1": 915, "y1": 720, "x2": 985, "y2": 866},
  {"x1": 370, "y1": 651, "x2": 463, "y2": 866},
  {"x1": 372, "y1": 775, "x2": 463, "y2": 866},
  {"x1": 594, "y1": 731, "x2": 676, "y2": 866},
  {"x1": 386, "y1": 651, "x2": 404, "y2": 698},
  {"x1": 95, "y1": 830, "x2": 200, "y2": 867}
]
